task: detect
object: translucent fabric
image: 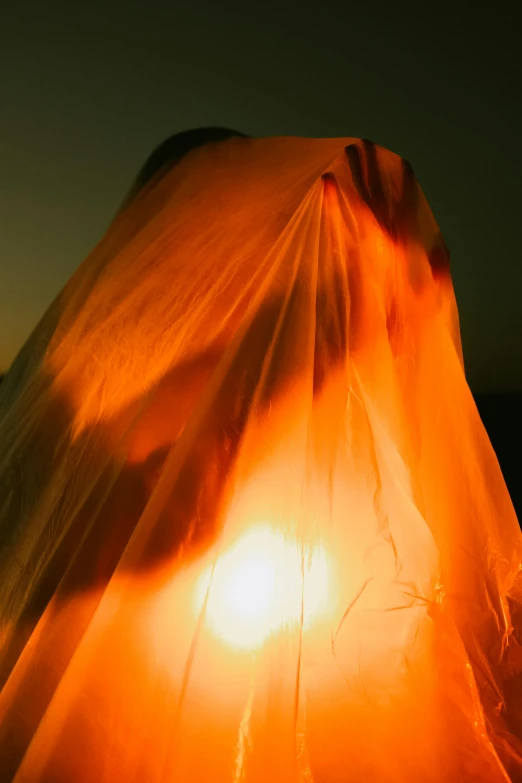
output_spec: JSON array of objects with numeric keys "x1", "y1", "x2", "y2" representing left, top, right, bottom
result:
[{"x1": 1, "y1": 136, "x2": 522, "y2": 783}]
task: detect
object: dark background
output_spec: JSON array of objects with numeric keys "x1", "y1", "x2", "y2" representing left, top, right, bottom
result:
[{"x1": 1, "y1": 0, "x2": 520, "y2": 514}]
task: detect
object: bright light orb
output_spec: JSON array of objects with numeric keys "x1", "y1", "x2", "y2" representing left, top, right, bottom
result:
[{"x1": 195, "y1": 526, "x2": 329, "y2": 650}]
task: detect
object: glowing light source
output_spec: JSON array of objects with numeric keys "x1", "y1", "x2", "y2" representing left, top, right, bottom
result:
[{"x1": 195, "y1": 526, "x2": 329, "y2": 650}]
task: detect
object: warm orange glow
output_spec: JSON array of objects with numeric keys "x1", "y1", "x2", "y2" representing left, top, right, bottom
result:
[
  {"x1": 195, "y1": 526, "x2": 329, "y2": 650},
  {"x1": 1, "y1": 135, "x2": 522, "y2": 782}
]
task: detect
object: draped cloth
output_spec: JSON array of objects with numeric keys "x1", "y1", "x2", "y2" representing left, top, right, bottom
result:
[{"x1": 0, "y1": 136, "x2": 521, "y2": 782}]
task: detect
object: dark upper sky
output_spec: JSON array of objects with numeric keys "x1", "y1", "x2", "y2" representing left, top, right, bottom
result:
[{"x1": 1, "y1": 0, "x2": 520, "y2": 392}]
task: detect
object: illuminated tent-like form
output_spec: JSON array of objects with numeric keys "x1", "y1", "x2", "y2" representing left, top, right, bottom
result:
[{"x1": 1, "y1": 132, "x2": 522, "y2": 783}]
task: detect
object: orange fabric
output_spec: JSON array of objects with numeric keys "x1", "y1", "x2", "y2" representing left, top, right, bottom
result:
[{"x1": 0, "y1": 136, "x2": 521, "y2": 782}]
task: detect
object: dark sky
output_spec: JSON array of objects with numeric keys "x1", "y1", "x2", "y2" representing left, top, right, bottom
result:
[{"x1": 1, "y1": 0, "x2": 521, "y2": 392}]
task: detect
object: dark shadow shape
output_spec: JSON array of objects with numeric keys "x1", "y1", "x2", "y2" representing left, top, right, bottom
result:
[
  {"x1": 345, "y1": 140, "x2": 451, "y2": 280},
  {"x1": 119, "y1": 126, "x2": 249, "y2": 212}
]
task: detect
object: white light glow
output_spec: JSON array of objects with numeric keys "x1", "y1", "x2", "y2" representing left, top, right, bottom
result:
[{"x1": 195, "y1": 526, "x2": 329, "y2": 650}]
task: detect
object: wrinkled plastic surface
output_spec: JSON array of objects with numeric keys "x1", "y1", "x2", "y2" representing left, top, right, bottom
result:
[{"x1": 1, "y1": 136, "x2": 522, "y2": 782}]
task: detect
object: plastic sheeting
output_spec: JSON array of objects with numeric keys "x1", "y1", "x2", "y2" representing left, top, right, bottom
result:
[{"x1": 0, "y1": 135, "x2": 522, "y2": 783}]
